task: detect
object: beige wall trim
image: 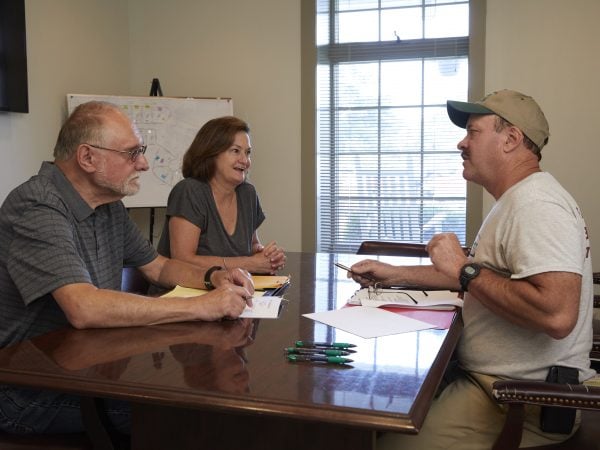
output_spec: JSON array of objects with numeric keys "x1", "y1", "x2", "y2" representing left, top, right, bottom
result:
[{"x1": 301, "y1": 0, "x2": 317, "y2": 252}]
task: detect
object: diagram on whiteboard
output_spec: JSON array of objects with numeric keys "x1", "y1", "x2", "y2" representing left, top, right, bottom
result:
[{"x1": 67, "y1": 94, "x2": 233, "y2": 208}]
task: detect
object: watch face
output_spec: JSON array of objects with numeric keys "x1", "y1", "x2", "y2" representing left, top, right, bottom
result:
[{"x1": 465, "y1": 266, "x2": 477, "y2": 276}]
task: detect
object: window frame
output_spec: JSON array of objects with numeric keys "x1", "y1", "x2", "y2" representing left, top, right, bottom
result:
[{"x1": 300, "y1": 0, "x2": 485, "y2": 252}]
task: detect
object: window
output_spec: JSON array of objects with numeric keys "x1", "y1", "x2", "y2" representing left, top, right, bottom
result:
[{"x1": 316, "y1": 0, "x2": 470, "y2": 253}]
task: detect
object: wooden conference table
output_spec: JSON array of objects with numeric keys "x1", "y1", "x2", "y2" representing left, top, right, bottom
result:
[{"x1": 0, "y1": 252, "x2": 462, "y2": 450}]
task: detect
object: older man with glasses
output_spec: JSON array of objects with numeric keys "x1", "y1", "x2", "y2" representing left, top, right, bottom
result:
[{"x1": 0, "y1": 101, "x2": 254, "y2": 435}]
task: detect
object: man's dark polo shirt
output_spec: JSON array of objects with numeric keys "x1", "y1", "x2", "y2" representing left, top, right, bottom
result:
[{"x1": 0, "y1": 162, "x2": 157, "y2": 347}]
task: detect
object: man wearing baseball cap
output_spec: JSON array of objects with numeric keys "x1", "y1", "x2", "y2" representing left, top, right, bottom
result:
[{"x1": 350, "y1": 90, "x2": 594, "y2": 449}]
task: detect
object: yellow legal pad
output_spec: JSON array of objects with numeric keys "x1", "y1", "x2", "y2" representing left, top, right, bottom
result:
[
  {"x1": 161, "y1": 285, "x2": 265, "y2": 298},
  {"x1": 251, "y1": 275, "x2": 290, "y2": 290},
  {"x1": 160, "y1": 275, "x2": 290, "y2": 299}
]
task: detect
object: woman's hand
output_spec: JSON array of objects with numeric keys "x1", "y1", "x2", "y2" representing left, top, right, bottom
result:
[
  {"x1": 249, "y1": 241, "x2": 286, "y2": 274},
  {"x1": 263, "y1": 241, "x2": 286, "y2": 272}
]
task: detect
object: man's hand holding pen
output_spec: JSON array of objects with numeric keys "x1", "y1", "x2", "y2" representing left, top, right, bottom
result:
[
  {"x1": 218, "y1": 263, "x2": 254, "y2": 308},
  {"x1": 195, "y1": 268, "x2": 254, "y2": 320},
  {"x1": 213, "y1": 267, "x2": 254, "y2": 297},
  {"x1": 334, "y1": 262, "x2": 378, "y2": 285},
  {"x1": 344, "y1": 260, "x2": 396, "y2": 287}
]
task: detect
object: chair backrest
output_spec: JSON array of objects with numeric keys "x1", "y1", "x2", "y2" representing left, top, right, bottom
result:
[
  {"x1": 121, "y1": 267, "x2": 149, "y2": 295},
  {"x1": 492, "y1": 275, "x2": 600, "y2": 449},
  {"x1": 357, "y1": 240, "x2": 471, "y2": 258},
  {"x1": 356, "y1": 241, "x2": 429, "y2": 257}
]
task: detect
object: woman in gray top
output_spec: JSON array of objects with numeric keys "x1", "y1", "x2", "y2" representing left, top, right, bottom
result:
[{"x1": 157, "y1": 116, "x2": 286, "y2": 274}]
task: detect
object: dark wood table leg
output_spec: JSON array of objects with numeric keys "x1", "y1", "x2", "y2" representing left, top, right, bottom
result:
[{"x1": 80, "y1": 397, "x2": 117, "y2": 450}]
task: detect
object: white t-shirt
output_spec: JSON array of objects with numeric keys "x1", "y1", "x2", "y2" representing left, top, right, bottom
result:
[{"x1": 458, "y1": 172, "x2": 594, "y2": 381}]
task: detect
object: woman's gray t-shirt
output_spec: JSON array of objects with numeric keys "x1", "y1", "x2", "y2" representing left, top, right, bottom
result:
[{"x1": 157, "y1": 178, "x2": 265, "y2": 258}]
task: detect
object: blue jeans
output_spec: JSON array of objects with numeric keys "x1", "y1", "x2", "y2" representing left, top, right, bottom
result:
[{"x1": 0, "y1": 385, "x2": 130, "y2": 435}]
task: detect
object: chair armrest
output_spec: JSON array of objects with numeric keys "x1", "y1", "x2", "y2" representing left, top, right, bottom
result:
[{"x1": 492, "y1": 380, "x2": 600, "y2": 411}]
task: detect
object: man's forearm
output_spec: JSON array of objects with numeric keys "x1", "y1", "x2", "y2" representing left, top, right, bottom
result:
[
  {"x1": 390, "y1": 265, "x2": 460, "y2": 289},
  {"x1": 156, "y1": 258, "x2": 209, "y2": 290},
  {"x1": 53, "y1": 283, "x2": 215, "y2": 329}
]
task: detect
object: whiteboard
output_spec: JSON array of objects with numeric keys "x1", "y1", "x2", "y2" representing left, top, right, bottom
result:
[{"x1": 67, "y1": 94, "x2": 233, "y2": 207}]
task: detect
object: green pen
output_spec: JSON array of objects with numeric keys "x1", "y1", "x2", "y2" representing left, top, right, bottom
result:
[
  {"x1": 285, "y1": 347, "x2": 352, "y2": 356},
  {"x1": 295, "y1": 340, "x2": 356, "y2": 349},
  {"x1": 287, "y1": 354, "x2": 353, "y2": 365}
]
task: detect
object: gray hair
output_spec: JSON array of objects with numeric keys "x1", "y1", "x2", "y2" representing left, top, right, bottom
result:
[
  {"x1": 494, "y1": 115, "x2": 542, "y2": 161},
  {"x1": 53, "y1": 101, "x2": 122, "y2": 160}
]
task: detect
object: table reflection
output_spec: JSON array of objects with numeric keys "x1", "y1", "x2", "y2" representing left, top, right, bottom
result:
[
  {"x1": 25, "y1": 319, "x2": 256, "y2": 394},
  {"x1": 170, "y1": 343, "x2": 250, "y2": 394}
]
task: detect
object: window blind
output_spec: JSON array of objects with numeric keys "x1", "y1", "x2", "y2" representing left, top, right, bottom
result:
[{"x1": 316, "y1": 0, "x2": 470, "y2": 253}]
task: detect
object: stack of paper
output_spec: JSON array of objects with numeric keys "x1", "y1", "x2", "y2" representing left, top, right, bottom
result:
[{"x1": 348, "y1": 288, "x2": 463, "y2": 310}]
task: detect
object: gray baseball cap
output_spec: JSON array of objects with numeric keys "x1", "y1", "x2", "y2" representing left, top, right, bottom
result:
[{"x1": 447, "y1": 89, "x2": 550, "y2": 150}]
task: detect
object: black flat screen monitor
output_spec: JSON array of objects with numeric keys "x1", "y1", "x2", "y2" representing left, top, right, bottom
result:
[{"x1": 0, "y1": 0, "x2": 29, "y2": 113}]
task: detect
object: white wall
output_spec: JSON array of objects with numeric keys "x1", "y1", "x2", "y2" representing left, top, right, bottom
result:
[
  {"x1": 484, "y1": 0, "x2": 600, "y2": 269},
  {"x1": 2, "y1": 0, "x2": 599, "y2": 264},
  {"x1": 126, "y1": 0, "x2": 302, "y2": 251},
  {"x1": 0, "y1": 0, "x2": 130, "y2": 203},
  {"x1": 0, "y1": 0, "x2": 302, "y2": 251}
]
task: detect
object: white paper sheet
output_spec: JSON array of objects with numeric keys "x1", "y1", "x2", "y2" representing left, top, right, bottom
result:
[
  {"x1": 303, "y1": 306, "x2": 436, "y2": 339},
  {"x1": 240, "y1": 296, "x2": 283, "y2": 319}
]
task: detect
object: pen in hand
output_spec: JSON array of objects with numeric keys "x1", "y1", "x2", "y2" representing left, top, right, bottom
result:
[
  {"x1": 223, "y1": 257, "x2": 254, "y2": 308},
  {"x1": 333, "y1": 262, "x2": 378, "y2": 283}
]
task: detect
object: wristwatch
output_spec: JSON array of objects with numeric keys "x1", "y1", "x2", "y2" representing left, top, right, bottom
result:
[
  {"x1": 459, "y1": 263, "x2": 481, "y2": 292},
  {"x1": 204, "y1": 266, "x2": 223, "y2": 290}
]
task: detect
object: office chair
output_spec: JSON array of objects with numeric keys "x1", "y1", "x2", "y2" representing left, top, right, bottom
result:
[
  {"x1": 490, "y1": 272, "x2": 600, "y2": 450},
  {"x1": 121, "y1": 267, "x2": 149, "y2": 295},
  {"x1": 492, "y1": 380, "x2": 600, "y2": 450},
  {"x1": 357, "y1": 241, "x2": 430, "y2": 257},
  {"x1": 357, "y1": 240, "x2": 470, "y2": 257}
]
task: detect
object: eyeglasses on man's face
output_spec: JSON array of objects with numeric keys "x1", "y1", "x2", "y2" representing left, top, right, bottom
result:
[{"x1": 85, "y1": 143, "x2": 147, "y2": 162}]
